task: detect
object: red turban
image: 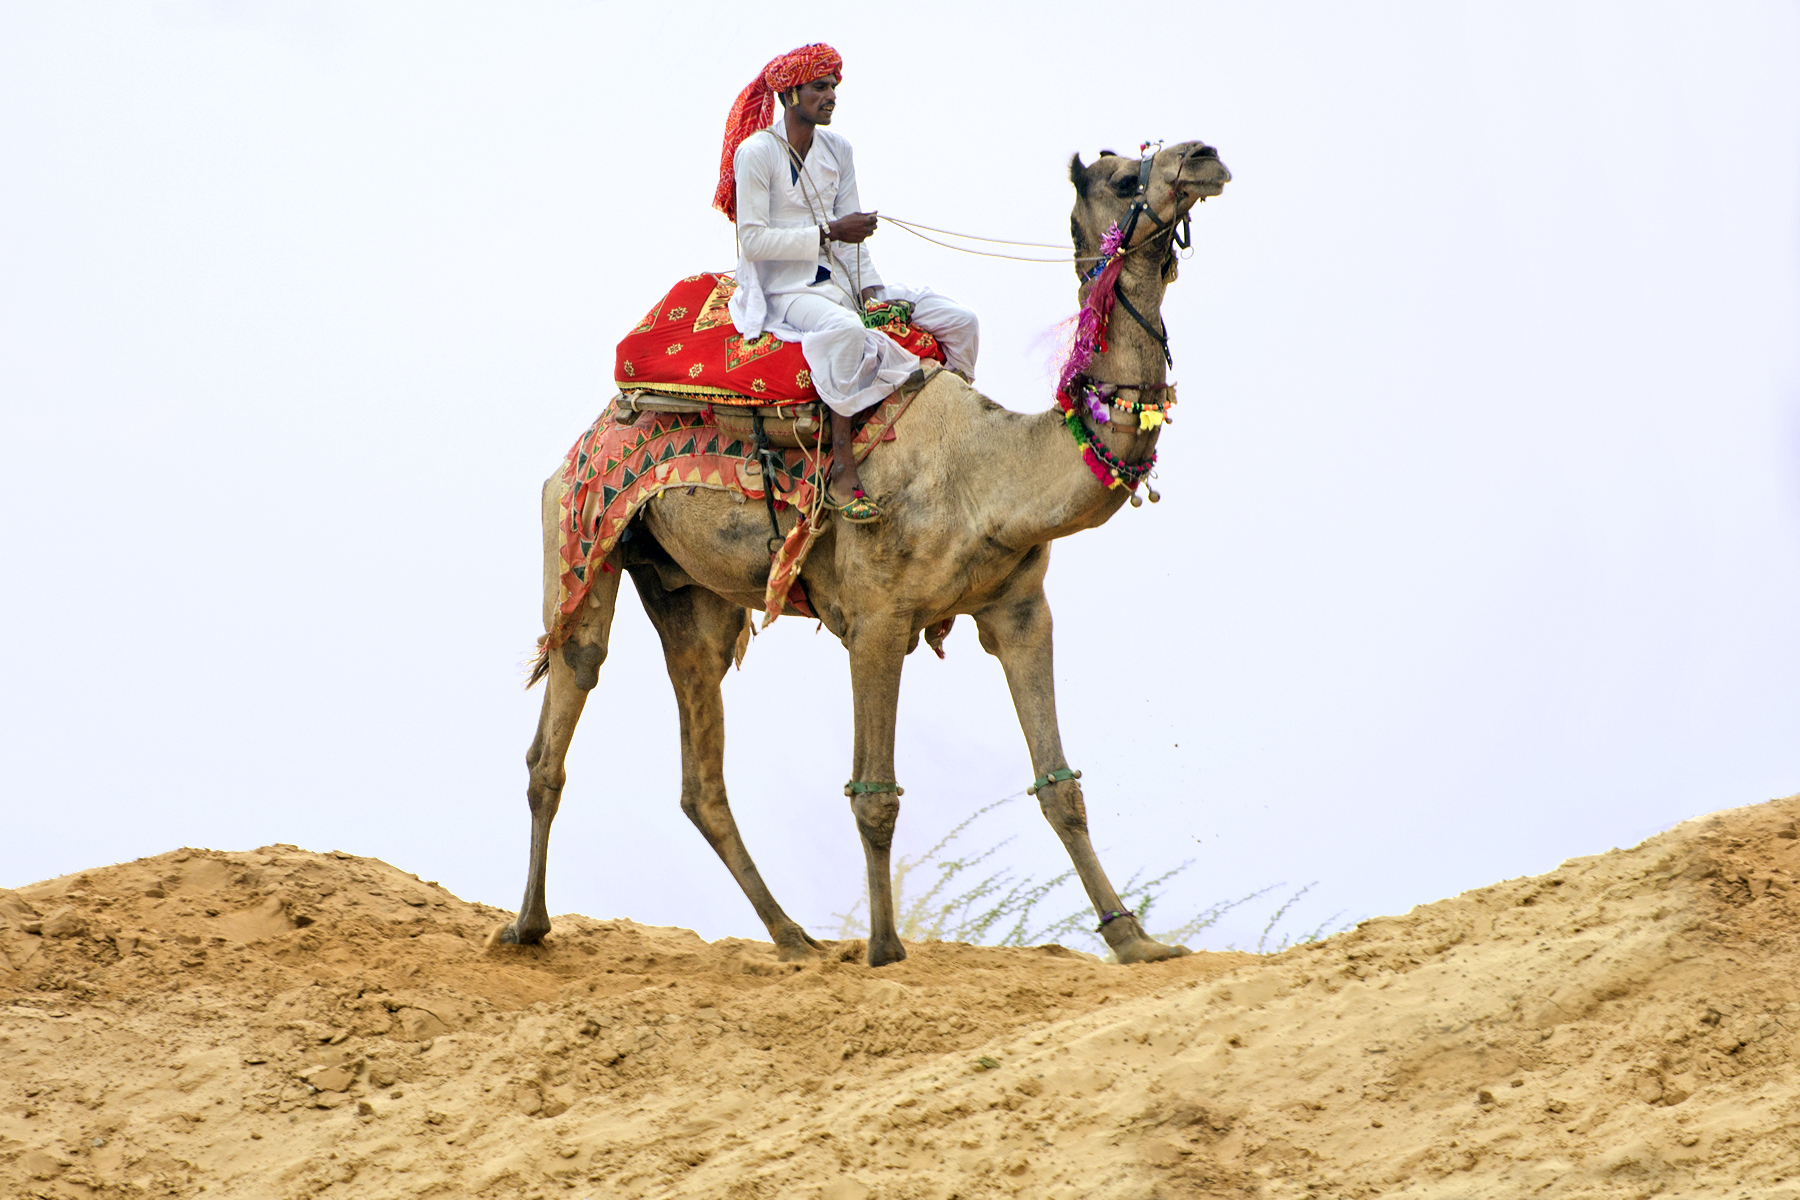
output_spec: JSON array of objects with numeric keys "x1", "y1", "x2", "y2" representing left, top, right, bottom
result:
[{"x1": 712, "y1": 43, "x2": 844, "y2": 222}]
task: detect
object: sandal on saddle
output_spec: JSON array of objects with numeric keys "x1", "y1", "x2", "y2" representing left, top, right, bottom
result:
[{"x1": 826, "y1": 485, "x2": 882, "y2": 524}]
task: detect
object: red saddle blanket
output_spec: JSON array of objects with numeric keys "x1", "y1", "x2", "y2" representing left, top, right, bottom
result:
[
  {"x1": 615, "y1": 272, "x2": 945, "y2": 405},
  {"x1": 541, "y1": 372, "x2": 935, "y2": 659}
]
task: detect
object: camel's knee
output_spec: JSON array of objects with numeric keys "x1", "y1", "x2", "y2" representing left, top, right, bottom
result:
[
  {"x1": 560, "y1": 638, "x2": 607, "y2": 691},
  {"x1": 1037, "y1": 786, "x2": 1089, "y2": 838},
  {"x1": 670, "y1": 648, "x2": 730, "y2": 690},
  {"x1": 975, "y1": 593, "x2": 1049, "y2": 658},
  {"x1": 851, "y1": 794, "x2": 901, "y2": 851},
  {"x1": 525, "y1": 766, "x2": 565, "y2": 819},
  {"x1": 680, "y1": 792, "x2": 734, "y2": 845}
]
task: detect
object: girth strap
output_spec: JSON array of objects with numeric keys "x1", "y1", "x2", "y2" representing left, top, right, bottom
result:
[{"x1": 749, "y1": 414, "x2": 785, "y2": 556}]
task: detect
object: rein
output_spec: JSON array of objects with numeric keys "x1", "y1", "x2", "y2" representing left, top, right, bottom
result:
[
  {"x1": 883, "y1": 216, "x2": 1100, "y2": 264},
  {"x1": 883, "y1": 152, "x2": 1190, "y2": 272}
]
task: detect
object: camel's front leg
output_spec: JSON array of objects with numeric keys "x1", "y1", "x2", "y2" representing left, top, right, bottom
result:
[
  {"x1": 846, "y1": 617, "x2": 911, "y2": 967},
  {"x1": 975, "y1": 591, "x2": 1190, "y2": 964}
]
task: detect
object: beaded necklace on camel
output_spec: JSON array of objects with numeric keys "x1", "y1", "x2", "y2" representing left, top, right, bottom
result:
[{"x1": 1053, "y1": 221, "x2": 1175, "y2": 503}]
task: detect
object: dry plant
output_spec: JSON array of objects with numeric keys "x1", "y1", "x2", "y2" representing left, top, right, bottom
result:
[{"x1": 822, "y1": 794, "x2": 1352, "y2": 959}]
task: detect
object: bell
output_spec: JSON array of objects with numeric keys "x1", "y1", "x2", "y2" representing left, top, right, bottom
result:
[
  {"x1": 1146, "y1": 488, "x2": 1161, "y2": 504},
  {"x1": 1129, "y1": 493, "x2": 1143, "y2": 508}
]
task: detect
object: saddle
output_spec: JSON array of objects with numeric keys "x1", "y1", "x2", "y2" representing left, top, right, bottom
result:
[
  {"x1": 614, "y1": 272, "x2": 945, "y2": 420},
  {"x1": 616, "y1": 390, "x2": 834, "y2": 448},
  {"x1": 619, "y1": 357, "x2": 948, "y2": 450}
]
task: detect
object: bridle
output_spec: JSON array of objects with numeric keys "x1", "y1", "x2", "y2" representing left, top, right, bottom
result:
[
  {"x1": 1120, "y1": 151, "x2": 1194, "y2": 255},
  {"x1": 1052, "y1": 145, "x2": 1207, "y2": 503},
  {"x1": 1104, "y1": 148, "x2": 1193, "y2": 369}
]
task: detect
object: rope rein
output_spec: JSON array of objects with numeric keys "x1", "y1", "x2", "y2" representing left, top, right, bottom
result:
[
  {"x1": 879, "y1": 217, "x2": 1070, "y2": 250},
  {"x1": 881, "y1": 212, "x2": 1186, "y2": 268},
  {"x1": 882, "y1": 216, "x2": 1104, "y2": 264}
]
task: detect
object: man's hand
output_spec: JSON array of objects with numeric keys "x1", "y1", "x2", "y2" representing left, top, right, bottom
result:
[
  {"x1": 828, "y1": 212, "x2": 879, "y2": 244},
  {"x1": 860, "y1": 287, "x2": 882, "y2": 306}
]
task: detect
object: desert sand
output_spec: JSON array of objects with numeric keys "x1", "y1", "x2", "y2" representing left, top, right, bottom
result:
[{"x1": 3, "y1": 794, "x2": 1799, "y2": 1199}]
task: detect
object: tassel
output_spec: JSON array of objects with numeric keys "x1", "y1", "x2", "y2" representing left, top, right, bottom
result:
[
  {"x1": 1054, "y1": 222, "x2": 1128, "y2": 397},
  {"x1": 1079, "y1": 446, "x2": 1112, "y2": 486}
]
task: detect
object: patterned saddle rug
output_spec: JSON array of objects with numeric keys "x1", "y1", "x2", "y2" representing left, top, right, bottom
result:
[
  {"x1": 542, "y1": 364, "x2": 945, "y2": 659},
  {"x1": 615, "y1": 272, "x2": 946, "y2": 405}
]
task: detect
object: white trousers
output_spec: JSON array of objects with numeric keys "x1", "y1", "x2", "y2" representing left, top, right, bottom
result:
[{"x1": 775, "y1": 285, "x2": 980, "y2": 417}]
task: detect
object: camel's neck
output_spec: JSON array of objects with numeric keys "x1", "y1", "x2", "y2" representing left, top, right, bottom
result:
[
  {"x1": 993, "y1": 259, "x2": 1171, "y2": 546},
  {"x1": 1086, "y1": 257, "x2": 1172, "y2": 390}
]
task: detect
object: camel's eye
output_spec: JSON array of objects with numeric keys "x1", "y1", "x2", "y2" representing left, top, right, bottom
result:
[{"x1": 1113, "y1": 177, "x2": 1139, "y2": 198}]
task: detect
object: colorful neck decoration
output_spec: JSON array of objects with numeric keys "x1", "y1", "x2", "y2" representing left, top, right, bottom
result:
[{"x1": 1051, "y1": 222, "x2": 1172, "y2": 493}]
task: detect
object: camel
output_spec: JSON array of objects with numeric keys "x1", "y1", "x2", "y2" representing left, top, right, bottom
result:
[{"x1": 502, "y1": 140, "x2": 1232, "y2": 967}]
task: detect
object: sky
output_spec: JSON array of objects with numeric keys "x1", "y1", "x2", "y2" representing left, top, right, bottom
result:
[{"x1": 2, "y1": 2, "x2": 1797, "y2": 952}]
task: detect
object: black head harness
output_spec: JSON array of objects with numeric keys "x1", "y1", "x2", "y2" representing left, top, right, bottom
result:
[{"x1": 1108, "y1": 150, "x2": 1191, "y2": 368}]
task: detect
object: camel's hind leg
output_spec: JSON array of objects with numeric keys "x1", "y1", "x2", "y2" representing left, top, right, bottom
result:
[
  {"x1": 976, "y1": 588, "x2": 1190, "y2": 964},
  {"x1": 500, "y1": 549, "x2": 623, "y2": 945},
  {"x1": 630, "y1": 565, "x2": 824, "y2": 961}
]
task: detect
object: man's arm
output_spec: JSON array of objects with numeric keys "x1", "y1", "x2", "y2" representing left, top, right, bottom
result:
[{"x1": 735, "y1": 136, "x2": 824, "y2": 264}]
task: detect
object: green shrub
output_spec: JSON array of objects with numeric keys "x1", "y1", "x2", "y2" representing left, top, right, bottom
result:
[{"x1": 821, "y1": 793, "x2": 1352, "y2": 958}]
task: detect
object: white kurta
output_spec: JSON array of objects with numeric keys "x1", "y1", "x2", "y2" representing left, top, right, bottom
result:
[
  {"x1": 728, "y1": 126, "x2": 880, "y2": 337},
  {"x1": 728, "y1": 124, "x2": 980, "y2": 416}
]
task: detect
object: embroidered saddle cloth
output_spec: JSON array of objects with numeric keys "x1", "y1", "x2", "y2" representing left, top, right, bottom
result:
[
  {"x1": 615, "y1": 272, "x2": 945, "y2": 405},
  {"x1": 543, "y1": 363, "x2": 944, "y2": 657}
]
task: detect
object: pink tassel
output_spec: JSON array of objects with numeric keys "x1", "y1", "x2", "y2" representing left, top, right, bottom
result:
[{"x1": 1054, "y1": 222, "x2": 1129, "y2": 398}]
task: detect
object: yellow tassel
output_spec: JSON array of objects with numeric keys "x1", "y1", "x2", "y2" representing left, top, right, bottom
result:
[{"x1": 1139, "y1": 409, "x2": 1165, "y2": 431}]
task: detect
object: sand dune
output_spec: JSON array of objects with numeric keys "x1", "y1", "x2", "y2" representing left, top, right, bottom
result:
[{"x1": 3, "y1": 794, "x2": 1798, "y2": 1198}]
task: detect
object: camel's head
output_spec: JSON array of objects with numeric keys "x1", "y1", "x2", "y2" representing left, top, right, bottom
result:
[{"x1": 1068, "y1": 141, "x2": 1230, "y2": 274}]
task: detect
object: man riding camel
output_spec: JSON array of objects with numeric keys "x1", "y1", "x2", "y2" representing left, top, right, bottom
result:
[{"x1": 714, "y1": 43, "x2": 979, "y2": 523}]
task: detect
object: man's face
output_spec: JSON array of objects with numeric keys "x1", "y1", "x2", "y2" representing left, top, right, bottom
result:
[{"x1": 790, "y1": 75, "x2": 838, "y2": 125}]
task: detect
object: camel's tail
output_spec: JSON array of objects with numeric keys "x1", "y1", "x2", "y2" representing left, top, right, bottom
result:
[{"x1": 525, "y1": 637, "x2": 551, "y2": 689}]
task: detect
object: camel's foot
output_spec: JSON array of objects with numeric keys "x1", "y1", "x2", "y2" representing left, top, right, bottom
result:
[
  {"x1": 494, "y1": 915, "x2": 550, "y2": 947},
  {"x1": 1113, "y1": 937, "x2": 1192, "y2": 964},
  {"x1": 867, "y1": 934, "x2": 908, "y2": 968},
  {"x1": 1102, "y1": 915, "x2": 1190, "y2": 964},
  {"x1": 773, "y1": 923, "x2": 825, "y2": 962}
]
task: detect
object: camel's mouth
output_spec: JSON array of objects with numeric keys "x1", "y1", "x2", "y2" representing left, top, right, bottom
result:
[
  {"x1": 1175, "y1": 169, "x2": 1228, "y2": 207},
  {"x1": 1168, "y1": 142, "x2": 1230, "y2": 208},
  {"x1": 1179, "y1": 153, "x2": 1230, "y2": 191}
]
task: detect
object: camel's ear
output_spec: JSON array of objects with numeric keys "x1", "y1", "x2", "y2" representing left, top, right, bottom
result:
[{"x1": 1069, "y1": 153, "x2": 1089, "y2": 196}]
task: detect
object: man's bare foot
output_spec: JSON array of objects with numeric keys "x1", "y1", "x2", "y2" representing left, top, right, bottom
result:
[
  {"x1": 831, "y1": 455, "x2": 868, "y2": 491},
  {"x1": 825, "y1": 407, "x2": 882, "y2": 520}
]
